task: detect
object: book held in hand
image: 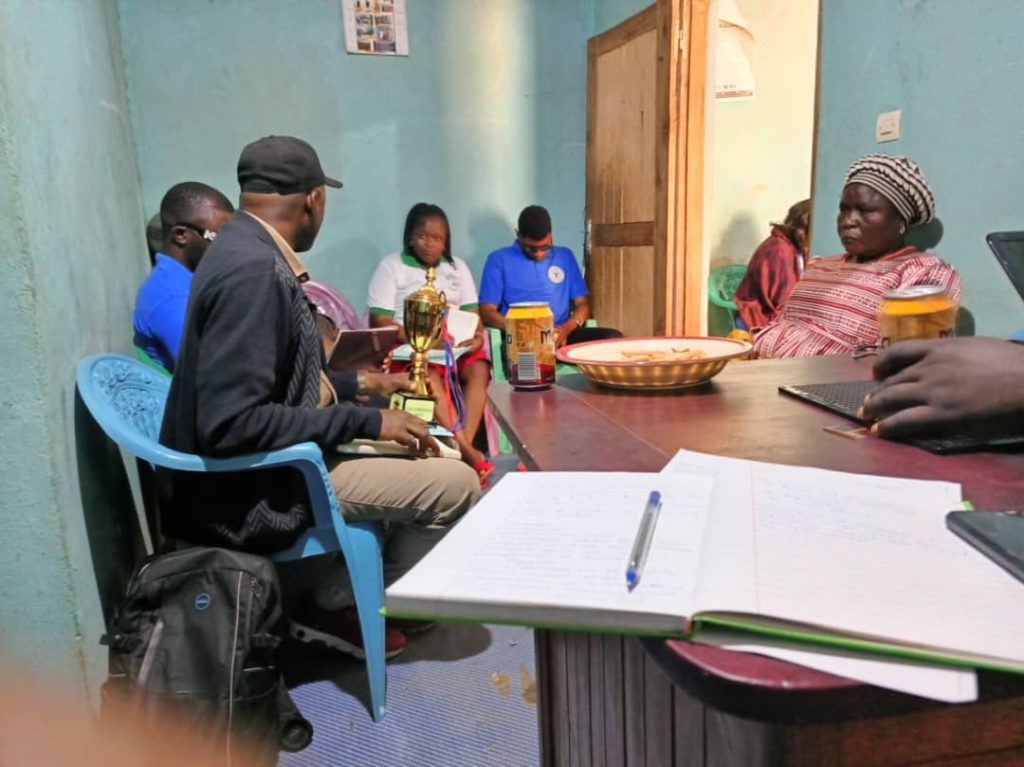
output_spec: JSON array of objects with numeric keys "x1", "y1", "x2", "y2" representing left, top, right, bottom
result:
[
  {"x1": 389, "y1": 308, "x2": 480, "y2": 364},
  {"x1": 390, "y1": 345, "x2": 470, "y2": 364},
  {"x1": 337, "y1": 424, "x2": 461, "y2": 460},
  {"x1": 444, "y1": 306, "x2": 480, "y2": 346},
  {"x1": 328, "y1": 326, "x2": 399, "y2": 371},
  {"x1": 337, "y1": 439, "x2": 461, "y2": 460}
]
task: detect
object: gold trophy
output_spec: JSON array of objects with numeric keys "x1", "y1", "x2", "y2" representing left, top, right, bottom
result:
[{"x1": 390, "y1": 266, "x2": 446, "y2": 421}]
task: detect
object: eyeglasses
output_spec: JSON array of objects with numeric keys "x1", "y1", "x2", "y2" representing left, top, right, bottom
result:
[
  {"x1": 177, "y1": 222, "x2": 217, "y2": 242},
  {"x1": 518, "y1": 240, "x2": 552, "y2": 257}
]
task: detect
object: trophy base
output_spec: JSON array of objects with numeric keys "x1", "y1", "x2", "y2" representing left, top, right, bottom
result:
[{"x1": 389, "y1": 391, "x2": 436, "y2": 422}]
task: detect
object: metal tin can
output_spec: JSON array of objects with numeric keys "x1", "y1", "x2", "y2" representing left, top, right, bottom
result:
[
  {"x1": 505, "y1": 302, "x2": 556, "y2": 389},
  {"x1": 878, "y1": 285, "x2": 957, "y2": 348}
]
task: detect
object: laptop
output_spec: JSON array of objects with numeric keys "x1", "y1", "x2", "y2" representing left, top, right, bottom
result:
[
  {"x1": 779, "y1": 380, "x2": 1024, "y2": 455},
  {"x1": 987, "y1": 231, "x2": 1024, "y2": 302},
  {"x1": 777, "y1": 231, "x2": 1024, "y2": 454}
]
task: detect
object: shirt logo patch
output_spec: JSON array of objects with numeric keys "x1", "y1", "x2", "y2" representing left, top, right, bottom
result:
[{"x1": 547, "y1": 265, "x2": 565, "y2": 284}]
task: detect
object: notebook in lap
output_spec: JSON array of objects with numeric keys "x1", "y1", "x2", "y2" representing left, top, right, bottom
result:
[{"x1": 778, "y1": 380, "x2": 1024, "y2": 455}]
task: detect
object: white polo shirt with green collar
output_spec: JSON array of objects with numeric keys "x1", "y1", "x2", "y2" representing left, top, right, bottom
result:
[{"x1": 367, "y1": 250, "x2": 479, "y2": 324}]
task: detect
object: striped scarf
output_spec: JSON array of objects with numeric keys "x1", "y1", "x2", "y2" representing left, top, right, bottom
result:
[
  {"x1": 272, "y1": 254, "x2": 323, "y2": 410},
  {"x1": 246, "y1": 212, "x2": 329, "y2": 410}
]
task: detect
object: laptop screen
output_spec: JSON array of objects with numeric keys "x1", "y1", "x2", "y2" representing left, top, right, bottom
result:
[{"x1": 986, "y1": 231, "x2": 1024, "y2": 302}]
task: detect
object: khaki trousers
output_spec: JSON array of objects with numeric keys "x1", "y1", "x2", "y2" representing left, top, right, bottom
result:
[{"x1": 306, "y1": 455, "x2": 480, "y2": 610}]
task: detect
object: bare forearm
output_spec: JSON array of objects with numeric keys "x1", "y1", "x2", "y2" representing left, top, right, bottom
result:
[
  {"x1": 571, "y1": 299, "x2": 591, "y2": 323},
  {"x1": 479, "y1": 305, "x2": 505, "y2": 331},
  {"x1": 369, "y1": 313, "x2": 407, "y2": 344}
]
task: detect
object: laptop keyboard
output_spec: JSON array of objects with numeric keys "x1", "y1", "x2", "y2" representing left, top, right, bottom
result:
[
  {"x1": 778, "y1": 381, "x2": 876, "y2": 421},
  {"x1": 778, "y1": 381, "x2": 1024, "y2": 455}
]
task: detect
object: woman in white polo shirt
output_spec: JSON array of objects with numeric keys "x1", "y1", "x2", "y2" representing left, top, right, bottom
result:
[{"x1": 367, "y1": 203, "x2": 493, "y2": 485}]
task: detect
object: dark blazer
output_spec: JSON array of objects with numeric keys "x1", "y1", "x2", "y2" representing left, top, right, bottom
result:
[{"x1": 158, "y1": 211, "x2": 380, "y2": 551}]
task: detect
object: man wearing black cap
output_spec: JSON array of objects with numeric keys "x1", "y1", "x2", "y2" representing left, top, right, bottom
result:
[{"x1": 159, "y1": 136, "x2": 480, "y2": 658}]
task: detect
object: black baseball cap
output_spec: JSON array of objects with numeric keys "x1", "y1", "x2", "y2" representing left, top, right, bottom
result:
[{"x1": 237, "y1": 136, "x2": 343, "y2": 194}]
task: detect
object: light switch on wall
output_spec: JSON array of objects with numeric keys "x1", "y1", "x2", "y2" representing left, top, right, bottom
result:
[{"x1": 876, "y1": 110, "x2": 901, "y2": 143}]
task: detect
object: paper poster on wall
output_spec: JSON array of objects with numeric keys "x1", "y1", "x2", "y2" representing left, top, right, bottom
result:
[
  {"x1": 343, "y1": 0, "x2": 409, "y2": 56},
  {"x1": 716, "y1": 0, "x2": 754, "y2": 100}
]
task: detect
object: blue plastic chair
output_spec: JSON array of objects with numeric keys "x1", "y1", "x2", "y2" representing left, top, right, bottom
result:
[{"x1": 75, "y1": 353, "x2": 389, "y2": 722}]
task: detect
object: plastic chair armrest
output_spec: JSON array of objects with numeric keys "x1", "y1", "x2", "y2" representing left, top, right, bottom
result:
[
  {"x1": 487, "y1": 326, "x2": 507, "y2": 381},
  {"x1": 146, "y1": 441, "x2": 340, "y2": 532},
  {"x1": 137, "y1": 440, "x2": 326, "y2": 475}
]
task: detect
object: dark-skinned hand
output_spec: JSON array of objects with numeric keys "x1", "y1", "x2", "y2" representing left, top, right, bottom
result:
[
  {"x1": 859, "y1": 337, "x2": 1024, "y2": 441},
  {"x1": 554, "y1": 321, "x2": 576, "y2": 349},
  {"x1": 458, "y1": 331, "x2": 486, "y2": 355},
  {"x1": 362, "y1": 371, "x2": 417, "y2": 396},
  {"x1": 377, "y1": 409, "x2": 439, "y2": 457}
]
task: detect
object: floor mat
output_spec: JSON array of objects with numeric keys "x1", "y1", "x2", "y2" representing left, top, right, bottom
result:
[{"x1": 279, "y1": 623, "x2": 539, "y2": 766}]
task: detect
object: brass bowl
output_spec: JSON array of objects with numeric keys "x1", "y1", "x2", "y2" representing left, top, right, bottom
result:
[{"x1": 556, "y1": 336, "x2": 752, "y2": 390}]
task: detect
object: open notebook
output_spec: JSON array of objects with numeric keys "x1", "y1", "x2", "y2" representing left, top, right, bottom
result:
[
  {"x1": 391, "y1": 307, "x2": 479, "y2": 364},
  {"x1": 385, "y1": 452, "x2": 1024, "y2": 677}
]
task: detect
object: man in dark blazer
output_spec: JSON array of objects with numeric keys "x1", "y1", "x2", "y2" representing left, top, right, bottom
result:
[{"x1": 160, "y1": 136, "x2": 480, "y2": 658}]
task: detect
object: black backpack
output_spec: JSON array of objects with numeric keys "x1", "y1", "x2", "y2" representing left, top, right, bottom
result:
[{"x1": 101, "y1": 547, "x2": 312, "y2": 764}]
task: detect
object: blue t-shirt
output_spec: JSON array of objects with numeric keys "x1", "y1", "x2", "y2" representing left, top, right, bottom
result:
[
  {"x1": 478, "y1": 241, "x2": 588, "y2": 324},
  {"x1": 133, "y1": 253, "x2": 193, "y2": 371}
]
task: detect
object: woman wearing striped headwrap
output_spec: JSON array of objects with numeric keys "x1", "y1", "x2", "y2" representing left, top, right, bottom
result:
[{"x1": 753, "y1": 154, "x2": 961, "y2": 359}]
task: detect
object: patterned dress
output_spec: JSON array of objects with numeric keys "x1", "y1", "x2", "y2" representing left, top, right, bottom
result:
[{"x1": 752, "y1": 246, "x2": 961, "y2": 359}]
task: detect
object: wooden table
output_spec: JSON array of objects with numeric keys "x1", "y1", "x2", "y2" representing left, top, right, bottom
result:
[{"x1": 487, "y1": 355, "x2": 1024, "y2": 767}]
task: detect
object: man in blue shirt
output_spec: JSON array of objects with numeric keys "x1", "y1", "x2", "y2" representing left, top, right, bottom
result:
[
  {"x1": 133, "y1": 182, "x2": 234, "y2": 371},
  {"x1": 479, "y1": 205, "x2": 622, "y2": 347}
]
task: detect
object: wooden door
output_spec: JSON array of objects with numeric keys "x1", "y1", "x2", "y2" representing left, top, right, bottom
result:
[{"x1": 586, "y1": 0, "x2": 711, "y2": 336}]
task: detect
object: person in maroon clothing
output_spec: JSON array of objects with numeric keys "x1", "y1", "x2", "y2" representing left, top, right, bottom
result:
[{"x1": 734, "y1": 199, "x2": 811, "y2": 333}]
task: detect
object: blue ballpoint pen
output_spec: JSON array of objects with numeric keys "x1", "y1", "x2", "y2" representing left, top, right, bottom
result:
[{"x1": 626, "y1": 490, "x2": 663, "y2": 591}]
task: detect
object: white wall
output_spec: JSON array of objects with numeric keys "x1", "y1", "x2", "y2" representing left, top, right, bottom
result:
[{"x1": 707, "y1": 0, "x2": 818, "y2": 266}]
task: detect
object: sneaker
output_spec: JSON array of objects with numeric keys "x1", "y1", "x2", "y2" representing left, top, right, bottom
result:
[
  {"x1": 387, "y1": 617, "x2": 438, "y2": 635},
  {"x1": 290, "y1": 600, "x2": 406, "y2": 660}
]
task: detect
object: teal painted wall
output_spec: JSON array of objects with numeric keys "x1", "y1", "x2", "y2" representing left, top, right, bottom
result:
[
  {"x1": 0, "y1": 0, "x2": 147, "y2": 695},
  {"x1": 812, "y1": 0, "x2": 1024, "y2": 337},
  {"x1": 591, "y1": 0, "x2": 650, "y2": 33},
  {"x1": 118, "y1": 0, "x2": 590, "y2": 311}
]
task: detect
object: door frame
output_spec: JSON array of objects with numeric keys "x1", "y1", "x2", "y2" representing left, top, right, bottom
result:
[{"x1": 586, "y1": 0, "x2": 713, "y2": 335}]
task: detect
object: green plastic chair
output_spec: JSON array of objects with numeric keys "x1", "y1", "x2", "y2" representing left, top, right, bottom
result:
[
  {"x1": 487, "y1": 321, "x2": 596, "y2": 384},
  {"x1": 707, "y1": 264, "x2": 748, "y2": 331},
  {"x1": 486, "y1": 321, "x2": 595, "y2": 454},
  {"x1": 134, "y1": 345, "x2": 171, "y2": 376}
]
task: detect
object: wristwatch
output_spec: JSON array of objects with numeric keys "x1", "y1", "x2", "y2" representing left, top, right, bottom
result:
[{"x1": 356, "y1": 370, "x2": 369, "y2": 396}]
